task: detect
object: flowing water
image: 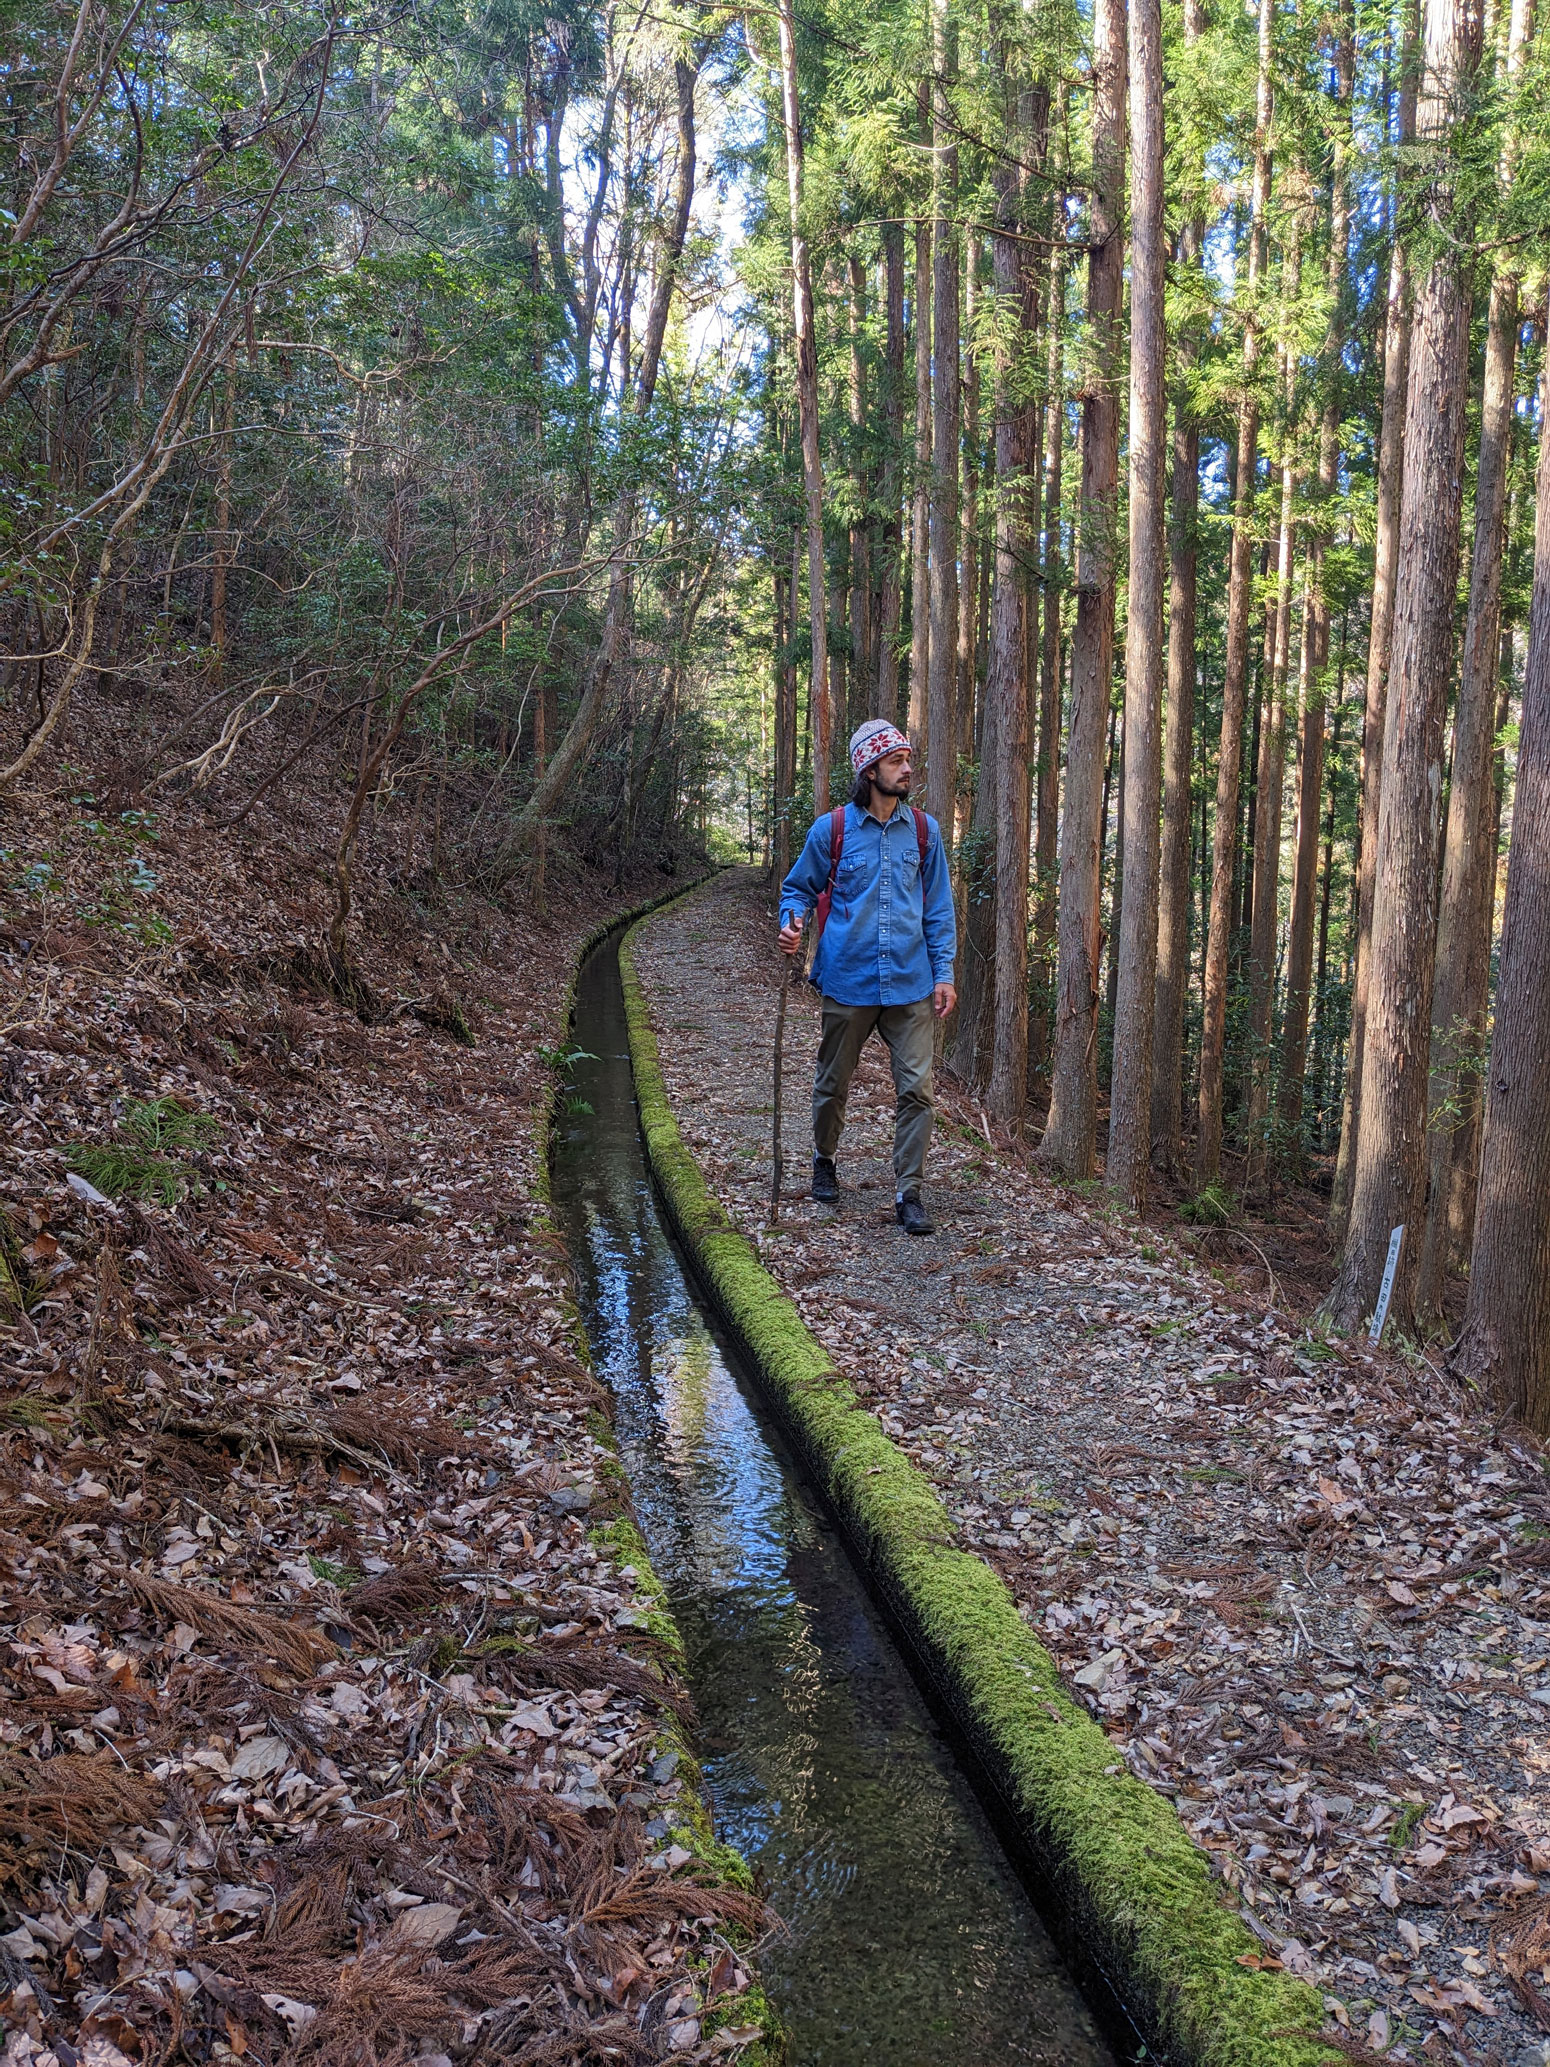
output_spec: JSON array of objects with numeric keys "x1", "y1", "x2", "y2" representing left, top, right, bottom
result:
[{"x1": 548, "y1": 928, "x2": 1115, "y2": 2067}]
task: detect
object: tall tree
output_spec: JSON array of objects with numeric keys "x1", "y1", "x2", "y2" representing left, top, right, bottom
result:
[
  {"x1": 1416, "y1": 0, "x2": 1536, "y2": 1316},
  {"x1": 1330, "y1": 0, "x2": 1420, "y2": 1236},
  {"x1": 1030, "y1": 233, "x2": 1068, "y2": 1085},
  {"x1": 1150, "y1": 0, "x2": 1206, "y2": 1176},
  {"x1": 1107, "y1": 0, "x2": 1167, "y2": 1207},
  {"x1": 1276, "y1": 8, "x2": 1355, "y2": 1174},
  {"x1": 958, "y1": 236, "x2": 982, "y2": 822},
  {"x1": 927, "y1": 0, "x2": 962, "y2": 839},
  {"x1": 910, "y1": 184, "x2": 933, "y2": 744},
  {"x1": 1326, "y1": 0, "x2": 1487, "y2": 1332},
  {"x1": 988, "y1": 78, "x2": 1048, "y2": 1125},
  {"x1": 877, "y1": 222, "x2": 907, "y2": 717},
  {"x1": 1196, "y1": 0, "x2": 1274, "y2": 1186},
  {"x1": 1038, "y1": 0, "x2": 1126, "y2": 1176},
  {"x1": 1449, "y1": 362, "x2": 1550, "y2": 1430},
  {"x1": 518, "y1": 56, "x2": 702, "y2": 833},
  {"x1": 847, "y1": 251, "x2": 872, "y2": 730},
  {"x1": 777, "y1": 0, "x2": 831, "y2": 810},
  {"x1": 1244, "y1": 206, "x2": 1302, "y2": 1187}
]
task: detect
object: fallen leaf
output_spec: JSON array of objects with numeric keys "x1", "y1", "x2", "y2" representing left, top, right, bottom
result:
[{"x1": 386, "y1": 1901, "x2": 462, "y2": 1949}]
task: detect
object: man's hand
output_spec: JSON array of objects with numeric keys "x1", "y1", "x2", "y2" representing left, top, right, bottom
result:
[
  {"x1": 779, "y1": 912, "x2": 805, "y2": 956},
  {"x1": 933, "y1": 982, "x2": 957, "y2": 1018}
]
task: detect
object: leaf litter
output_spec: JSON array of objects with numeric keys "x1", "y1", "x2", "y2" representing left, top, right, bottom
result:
[
  {"x1": 634, "y1": 868, "x2": 1550, "y2": 2067},
  {"x1": 0, "y1": 786, "x2": 771, "y2": 2066}
]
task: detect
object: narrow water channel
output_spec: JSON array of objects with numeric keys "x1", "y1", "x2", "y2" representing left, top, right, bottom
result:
[{"x1": 549, "y1": 928, "x2": 1114, "y2": 2067}]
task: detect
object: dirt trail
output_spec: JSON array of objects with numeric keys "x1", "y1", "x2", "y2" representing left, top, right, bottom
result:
[
  {"x1": 634, "y1": 867, "x2": 1550, "y2": 2067},
  {"x1": 0, "y1": 781, "x2": 768, "y2": 2066}
]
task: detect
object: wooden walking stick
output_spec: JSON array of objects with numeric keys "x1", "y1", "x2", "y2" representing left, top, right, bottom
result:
[
  {"x1": 771, "y1": 916, "x2": 809, "y2": 1222},
  {"x1": 771, "y1": 948, "x2": 798, "y2": 1222}
]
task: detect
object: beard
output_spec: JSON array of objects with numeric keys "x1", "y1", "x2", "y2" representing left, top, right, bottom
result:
[{"x1": 873, "y1": 768, "x2": 912, "y2": 797}]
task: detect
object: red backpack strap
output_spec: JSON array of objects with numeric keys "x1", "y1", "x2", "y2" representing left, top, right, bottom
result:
[
  {"x1": 813, "y1": 804, "x2": 847, "y2": 943},
  {"x1": 912, "y1": 806, "x2": 928, "y2": 877}
]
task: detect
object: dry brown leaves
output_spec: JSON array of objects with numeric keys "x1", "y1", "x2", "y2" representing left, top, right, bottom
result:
[{"x1": 0, "y1": 779, "x2": 771, "y2": 2065}]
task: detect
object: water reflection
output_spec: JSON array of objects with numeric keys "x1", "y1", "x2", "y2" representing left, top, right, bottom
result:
[{"x1": 548, "y1": 935, "x2": 1113, "y2": 2067}]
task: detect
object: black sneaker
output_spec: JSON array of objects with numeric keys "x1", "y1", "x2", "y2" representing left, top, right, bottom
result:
[
  {"x1": 896, "y1": 1191, "x2": 934, "y2": 1235},
  {"x1": 812, "y1": 1155, "x2": 839, "y2": 1204}
]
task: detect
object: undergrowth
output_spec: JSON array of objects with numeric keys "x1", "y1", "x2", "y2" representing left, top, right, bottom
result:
[{"x1": 64, "y1": 1095, "x2": 221, "y2": 1204}]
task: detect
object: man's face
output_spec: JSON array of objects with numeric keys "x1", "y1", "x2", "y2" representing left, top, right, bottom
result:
[{"x1": 871, "y1": 748, "x2": 912, "y2": 796}]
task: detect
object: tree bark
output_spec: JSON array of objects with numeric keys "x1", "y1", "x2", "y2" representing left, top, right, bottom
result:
[
  {"x1": 1107, "y1": 0, "x2": 1166, "y2": 1209},
  {"x1": 927, "y1": 0, "x2": 961, "y2": 842},
  {"x1": 982, "y1": 80, "x2": 1045, "y2": 1123},
  {"x1": 909, "y1": 197, "x2": 932, "y2": 747},
  {"x1": 1037, "y1": 0, "x2": 1125, "y2": 1177},
  {"x1": 1245, "y1": 226, "x2": 1302, "y2": 1189},
  {"x1": 878, "y1": 221, "x2": 906, "y2": 719},
  {"x1": 1449, "y1": 360, "x2": 1550, "y2": 1430},
  {"x1": 957, "y1": 236, "x2": 981, "y2": 844},
  {"x1": 1416, "y1": 0, "x2": 1534, "y2": 1319},
  {"x1": 1330, "y1": 0, "x2": 1419, "y2": 1236},
  {"x1": 1150, "y1": 0, "x2": 1205, "y2": 1173},
  {"x1": 1196, "y1": 0, "x2": 1273, "y2": 1187},
  {"x1": 1325, "y1": 0, "x2": 1485, "y2": 1333},
  {"x1": 848, "y1": 250, "x2": 872, "y2": 731},
  {"x1": 1276, "y1": 12, "x2": 1353, "y2": 1175},
  {"x1": 1029, "y1": 237, "x2": 1067, "y2": 1086},
  {"x1": 774, "y1": 554, "x2": 798, "y2": 883},
  {"x1": 777, "y1": 0, "x2": 830, "y2": 810},
  {"x1": 1000, "y1": 90, "x2": 1053, "y2": 1115}
]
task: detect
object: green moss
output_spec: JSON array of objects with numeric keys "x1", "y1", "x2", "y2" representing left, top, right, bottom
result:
[
  {"x1": 618, "y1": 918, "x2": 1342, "y2": 2067},
  {"x1": 701, "y1": 1975, "x2": 787, "y2": 2066}
]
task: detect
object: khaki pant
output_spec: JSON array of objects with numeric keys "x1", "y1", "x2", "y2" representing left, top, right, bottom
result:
[{"x1": 812, "y1": 996, "x2": 935, "y2": 1193}]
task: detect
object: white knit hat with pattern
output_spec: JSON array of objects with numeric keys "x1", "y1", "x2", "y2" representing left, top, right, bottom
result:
[{"x1": 849, "y1": 719, "x2": 911, "y2": 777}]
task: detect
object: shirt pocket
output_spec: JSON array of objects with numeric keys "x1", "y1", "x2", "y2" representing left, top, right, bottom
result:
[{"x1": 836, "y1": 847, "x2": 865, "y2": 892}]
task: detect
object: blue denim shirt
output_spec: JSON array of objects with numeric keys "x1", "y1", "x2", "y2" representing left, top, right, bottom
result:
[{"x1": 780, "y1": 803, "x2": 957, "y2": 1006}]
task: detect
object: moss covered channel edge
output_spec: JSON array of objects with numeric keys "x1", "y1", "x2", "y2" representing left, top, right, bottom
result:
[{"x1": 618, "y1": 906, "x2": 1344, "y2": 2067}]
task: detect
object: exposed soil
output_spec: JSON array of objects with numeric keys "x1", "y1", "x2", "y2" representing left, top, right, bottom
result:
[
  {"x1": 632, "y1": 866, "x2": 1550, "y2": 2067},
  {"x1": 0, "y1": 761, "x2": 768, "y2": 2065}
]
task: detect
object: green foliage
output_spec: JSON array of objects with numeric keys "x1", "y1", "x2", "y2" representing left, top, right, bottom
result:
[
  {"x1": 1389, "y1": 1801, "x2": 1425, "y2": 1850},
  {"x1": 1180, "y1": 1182, "x2": 1236, "y2": 1228},
  {"x1": 307, "y1": 1555, "x2": 361, "y2": 1588},
  {"x1": 65, "y1": 1098, "x2": 221, "y2": 1204}
]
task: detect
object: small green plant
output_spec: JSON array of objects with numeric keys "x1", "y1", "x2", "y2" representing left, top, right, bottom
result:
[
  {"x1": 565, "y1": 1094, "x2": 595, "y2": 1117},
  {"x1": 307, "y1": 1554, "x2": 360, "y2": 1587},
  {"x1": 124, "y1": 1096, "x2": 221, "y2": 1155},
  {"x1": 1179, "y1": 1181, "x2": 1235, "y2": 1227},
  {"x1": 537, "y1": 1043, "x2": 597, "y2": 1073},
  {"x1": 1390, "y1": 1800, "x2": 1425, "y2": 1849},
  {"x1": 0, "y1": 1210, "x2": 39, "y2": 1320},
  {"x1": 65, "y1": 1097, "x2": 221, "y2": 1204},
  {"x1": 2, "y1": 1394, "x2": 58, "y2": 1430}
]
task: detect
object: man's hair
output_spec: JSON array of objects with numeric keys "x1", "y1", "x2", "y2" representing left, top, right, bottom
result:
[{"x1": 851, "y1": 769, "x2": 874, "y2": 807}]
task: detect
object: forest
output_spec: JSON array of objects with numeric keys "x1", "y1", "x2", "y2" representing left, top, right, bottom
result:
[
  {"x1": 7, "y1": 0, "x2": 1549, "y2": 1418},
  {"x1": 6, "y1": 1, "x2": 1550, "y2": 2061}
]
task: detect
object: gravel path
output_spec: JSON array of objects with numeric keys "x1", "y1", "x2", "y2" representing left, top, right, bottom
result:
[{"x1": 634, "y1": 866, "x2": 1550, "y2": 2067}]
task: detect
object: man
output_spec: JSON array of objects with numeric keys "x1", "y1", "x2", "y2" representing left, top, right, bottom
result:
[{"x1": 778, "y1": 719, "x2": 957, "y2": 1235}]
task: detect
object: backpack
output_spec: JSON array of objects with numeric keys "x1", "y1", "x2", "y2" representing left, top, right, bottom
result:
[{"x1": 812, "y1": 803, "x2": 930, "y2": 950}]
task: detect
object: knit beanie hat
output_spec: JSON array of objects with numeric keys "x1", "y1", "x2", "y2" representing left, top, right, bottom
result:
[{"x1": 849, "y1": 719, "x2": 911, "y2": 777}]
